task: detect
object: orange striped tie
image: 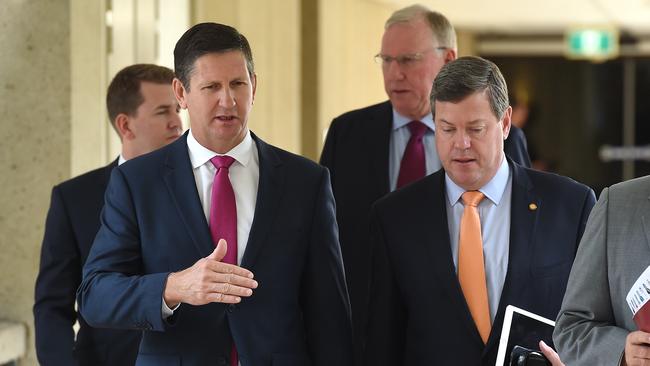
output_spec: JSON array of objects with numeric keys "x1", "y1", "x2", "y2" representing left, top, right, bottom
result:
[{"x1": 458, "y1": 191, "x2": 491, "y2": 344}]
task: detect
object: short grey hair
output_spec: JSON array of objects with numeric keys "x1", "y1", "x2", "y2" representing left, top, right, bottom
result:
[
  {"x1": 430, "y1": 56, "x2": 510, "y2": 120},
  {"x1": 385, "y1": 4, "x2": 457, "y2": 51}
]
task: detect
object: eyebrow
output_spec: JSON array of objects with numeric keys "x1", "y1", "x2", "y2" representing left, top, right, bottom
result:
[
  {"x1": 154, "y1": 104, "x2": 175, "y2": 111},
  {"x1": 437, "y1": 119, "x2": 487, "y2": 125}
]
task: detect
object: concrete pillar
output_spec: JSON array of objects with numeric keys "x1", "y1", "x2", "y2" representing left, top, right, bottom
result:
[{"x1": 0, "y1": 1, "x2": 71, "y2": 365}]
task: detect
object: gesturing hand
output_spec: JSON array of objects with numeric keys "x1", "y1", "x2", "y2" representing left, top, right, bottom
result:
[{"x1": 163, "y1": 239, "x2": 258, "y2": 307}]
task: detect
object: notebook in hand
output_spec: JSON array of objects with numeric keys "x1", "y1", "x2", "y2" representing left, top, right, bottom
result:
[
  {"x1": 626, "y1": 265, "x2": 650, "y2": 332},
  {"x1": 495, "y1": 305, "x2": 555, "y2": 366}
]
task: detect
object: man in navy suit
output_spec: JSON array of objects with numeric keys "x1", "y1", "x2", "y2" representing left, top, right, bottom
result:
[
  {"x1": 364, "y1": 56, "x2": 592, "y2": 365},
  {"x1": 34, "y1": 64, "x2": 183, "y2": 365},
  {"x1": 319, "y1": 6, "x2": 530, "y2": 362},
  {"x1": 77, "y1": 23, "x2": 352, "y2": 366}
]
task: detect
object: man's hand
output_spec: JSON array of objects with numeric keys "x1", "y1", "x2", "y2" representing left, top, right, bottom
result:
[
  {"x1": 623, "y1": 331, "x2": 650, "y2": 366},
  {"x1": 163, "y1": 239, "x2": 258, "y2": 307},
  {"x1": 539, "y1": 340, "x2": 565, "y2": 366}
]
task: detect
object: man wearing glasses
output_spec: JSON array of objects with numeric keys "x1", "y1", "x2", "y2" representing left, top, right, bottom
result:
[{"x1": 319, "y1": 5, "x2": 530, "y2": 365}]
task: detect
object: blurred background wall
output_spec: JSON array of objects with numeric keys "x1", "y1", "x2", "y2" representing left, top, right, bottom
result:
[{"x1": 2, "y1": 0, "x2": 650, "y2": 364}]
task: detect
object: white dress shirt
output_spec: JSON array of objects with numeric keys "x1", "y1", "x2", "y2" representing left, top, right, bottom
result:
[
  {"x1": 388, "y1": 109, "x2": 441, "y2": 191},
  {"x1": 444, "y1": 156, "x2": 512, "y2": 321},
  {"x1": 163, "y1": 129, "x2": 259, "y2": 318},
  {"x1": 186, "y1": 129, "x2": 259, "y2": 264}
]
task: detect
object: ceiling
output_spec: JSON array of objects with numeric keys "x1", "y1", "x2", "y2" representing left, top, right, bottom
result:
[{"x1": 376, "y1": 0, "x2": 650, "y2": 34}]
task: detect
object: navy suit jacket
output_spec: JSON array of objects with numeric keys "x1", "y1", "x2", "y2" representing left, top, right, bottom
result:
[
  {"x1": 77, "y1": 132, "x2": 353, "y2": 366},
  {"x1": 34, "y1": 160, "x2": 141, "y2": 366},
  {"x1": 319, "y1": 100, "x2": 531, "y2": 364},
  {"x1": 364, "y1": 159, "x2": 596, "y2": 366}
]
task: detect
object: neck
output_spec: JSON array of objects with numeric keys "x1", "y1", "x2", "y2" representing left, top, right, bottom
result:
[
  {"x1": 398, "y1": 108, "x2": 430, "y2": 121},
  {"x1": 121, "y1": 145, "x2": 137, "y2": 161}
]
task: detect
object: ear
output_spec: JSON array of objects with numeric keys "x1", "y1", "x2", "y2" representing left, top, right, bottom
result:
[
  {"x1": 251, "y1": 73, "x2": 257, "y2": 104},
  {"x1": 501, "y1": 105, "x2": 512, "y2": 140},
  {"x1": 443, "y1": 48, "x2": 457, "y2": 64},
  {"x1": 114, "y1": 113, "x2": 135, "y2": 140},
  {"x1": 173, "y1": 78, "x2": 189, "y2": 109}
]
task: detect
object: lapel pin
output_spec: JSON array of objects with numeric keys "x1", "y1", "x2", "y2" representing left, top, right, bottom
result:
[{"x1": 529, "y1": 203, "x2": 538, "y2": 211}]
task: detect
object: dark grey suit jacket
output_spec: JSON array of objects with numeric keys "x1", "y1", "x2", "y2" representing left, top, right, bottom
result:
[{"x1": 554, "y1": 175, "x2": 650, "y2": 365}]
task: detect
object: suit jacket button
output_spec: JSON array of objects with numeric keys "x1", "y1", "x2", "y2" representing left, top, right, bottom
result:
[
  {"x1": 217, "y1": 356, "x2": 227, "y2": 365},
  {"x1": 227, "y1": 304, "x2": 236, "y2": 313}
]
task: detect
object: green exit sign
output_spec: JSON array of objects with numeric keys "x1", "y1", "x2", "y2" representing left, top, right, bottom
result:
[{"x1": 565, "y1": 27, "x2": 619, "y2": 61}]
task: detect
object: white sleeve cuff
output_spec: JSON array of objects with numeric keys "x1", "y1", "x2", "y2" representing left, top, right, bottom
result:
[{"x1": 162, "y1": 298, "x2": 181, "y2": 319}]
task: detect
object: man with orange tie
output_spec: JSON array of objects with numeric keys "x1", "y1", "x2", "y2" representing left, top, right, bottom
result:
[
  {"x1": 364, "y1": 56, "x2": 594, "y2": 365},
  {"x1": 77, "y1": 23, "x2": 352, "y2": 366},
  {"x1": 319, "y1": 7, "x2": 530, "y2": 363}
]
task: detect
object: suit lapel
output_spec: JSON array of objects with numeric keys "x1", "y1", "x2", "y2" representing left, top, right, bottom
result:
[
  {"x1": 163, "y1": 133, "x2": 215, "y2": 258},
  {"x1": 368, "y1": 101, "x2": 393, "y2": 197},
  {"x1": 100, "y1": 159, "x2": 119, "y2": 190},
  {"x1": 104, "y1": 159, "x2": 118, "y2": 179},
  {"x1": 485, "y1": 160, "x2": 539, "y2": 353},
  {"x1": 423, "y1": 171, "x2": 486, "y2": 347},
  {"x1": 240, "y1": 133, "x2": 284, "y2": 269}
]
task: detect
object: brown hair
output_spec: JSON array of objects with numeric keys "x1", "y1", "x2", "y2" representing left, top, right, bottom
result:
[{"x1": 106, "y1": 64, "x2": 175, "y2": 128}]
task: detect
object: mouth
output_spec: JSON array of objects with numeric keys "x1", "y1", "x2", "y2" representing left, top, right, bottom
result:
[
  {"x1": 452, "y1": 158, "x2": 476, "y2": 165},
  {"x1": 215, "y1": 115, "x2": 238, "y2": 122},
  {"x1": 390, "y1": 89, "x2": 410, "y2": 96}
]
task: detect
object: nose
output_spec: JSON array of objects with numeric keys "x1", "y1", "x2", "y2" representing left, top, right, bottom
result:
[
  {"x1": 218, "y1": 87, "x2": 236, "y2": 109},
  {"x1": 384, "y1": 60, "x2": 405, "y2": 81},
  {"x1": 453, "y1": 131, "x2": 471, "y2": 150}
]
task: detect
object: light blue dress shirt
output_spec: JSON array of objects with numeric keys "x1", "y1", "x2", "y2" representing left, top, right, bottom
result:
[
  {"x1": 388, "y1": 109, "x2": 441, "y2": 191},
  {"x1": 444, "y1": 157, "x2": 512, "y2": 321}
]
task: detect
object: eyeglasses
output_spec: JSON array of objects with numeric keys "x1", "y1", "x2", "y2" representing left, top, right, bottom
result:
[{"x1": 374, "y1": 47, "x2": 448, "y2": 68}]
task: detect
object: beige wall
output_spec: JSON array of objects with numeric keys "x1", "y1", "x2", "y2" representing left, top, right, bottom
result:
[
  {"x1": 318, "y1": 0, "x2": 394, "y2": 150},
  {"x1": 70, "y1": 0, "x2": 108, "y2": 177},
  {"x1": 0, "y1": 1, "x2": 71, "y2": 365}
]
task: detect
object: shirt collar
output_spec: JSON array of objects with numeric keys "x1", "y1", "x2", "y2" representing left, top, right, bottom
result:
[
  {"x1": 445, "y1": 155, "x2": 510, "y2": 206},
  {"x1": 118, "y1": 154, "x2": 126, "y2": 166},
  {"x1": 187, "y1": 129, "x2": 254, "y2": 169},
  {"x1": 392, "y1": 108, "x2": 435, "y2": 132}
]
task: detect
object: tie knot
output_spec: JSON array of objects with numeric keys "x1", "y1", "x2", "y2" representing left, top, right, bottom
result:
[
  {"x1": 210, "y1": 155, "x2": 235, "y2": 169},
  {"x1": 462, "y1": 191, "x2": 484, "y2": 207},
  {"x1": 408, "y1": 120, "x2": 428, "y2": 139}
]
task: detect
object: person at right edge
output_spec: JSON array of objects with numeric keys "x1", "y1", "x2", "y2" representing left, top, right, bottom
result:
[
  {"x1": 319, "y1": 6, "x2": 530, "y2": 363},
  {"x1": 554, "y1": 175, "x2": 650, "y2": 366},
  {"x1": 364, "y1": 56, "x2": 595, "y2": 365}
]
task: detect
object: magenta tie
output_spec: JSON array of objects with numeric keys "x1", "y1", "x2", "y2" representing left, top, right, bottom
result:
[
  {"x1": 209, "y1": 155, "x2": 238, "y2": 366},
  {"x1": 396, "y1": 121, "x2": 428, "y2": 188}
]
